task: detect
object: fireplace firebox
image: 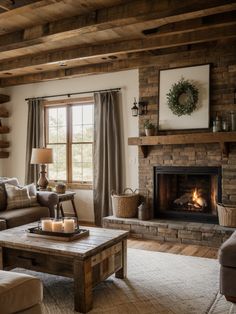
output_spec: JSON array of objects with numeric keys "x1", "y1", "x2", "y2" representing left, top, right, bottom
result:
[{"x1": 153, "y1": 166, "x2": 222, "y2": 223}]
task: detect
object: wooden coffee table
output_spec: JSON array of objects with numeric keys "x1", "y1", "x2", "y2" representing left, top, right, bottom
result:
[{"x1": 0, "y1": 223, "x2": 129, "y2": 313}]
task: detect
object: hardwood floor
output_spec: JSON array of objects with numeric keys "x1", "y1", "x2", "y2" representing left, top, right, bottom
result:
[{"x1": 127, "y1": 238, "x2": 219, "y2": 259}]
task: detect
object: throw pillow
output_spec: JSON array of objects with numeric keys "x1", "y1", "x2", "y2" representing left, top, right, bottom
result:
[
  {"x1": 26, "y1": 183, "x2": 39, "y2": 207},
  {"x1": 0, "y1": 178, "x2": 19, "y2": 211},
  {"x1": 5, "y1": 183, "x2": 31, "y2": 210}
]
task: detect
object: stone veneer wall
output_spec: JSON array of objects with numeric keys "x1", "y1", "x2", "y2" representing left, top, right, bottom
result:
[{"x1": 138, "y1": 43, "x2": 236, "y2": 215}]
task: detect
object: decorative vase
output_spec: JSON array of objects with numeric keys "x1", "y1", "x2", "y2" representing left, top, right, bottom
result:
[
  {"x1": 145, "y1": 128, "x2": 155, "y2": 136},
  {"x1": 138, "y1": 202, "x2": 150, "y2": 220},
  {"x1": 55, "y1": 182, "x2": 66, "y2": 194}
]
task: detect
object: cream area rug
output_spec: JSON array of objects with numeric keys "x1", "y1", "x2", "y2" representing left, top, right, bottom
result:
[{"x1": 14, "y1": 248, "x2": 236, "y2": 314}]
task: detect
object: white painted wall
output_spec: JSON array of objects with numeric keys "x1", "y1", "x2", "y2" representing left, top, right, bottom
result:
[{"x1": 1, "y1": 70, "x2": 139, "y2": 222}]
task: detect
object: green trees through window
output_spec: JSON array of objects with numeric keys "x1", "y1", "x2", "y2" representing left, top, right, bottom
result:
[{"x1": 45, "y1": 101, "x2": 94, "y2": 184}]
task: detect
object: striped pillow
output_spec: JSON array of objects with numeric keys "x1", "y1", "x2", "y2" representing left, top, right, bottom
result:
[{"x1": 5, "y1": 183, "x2": 31, "y2": 210}]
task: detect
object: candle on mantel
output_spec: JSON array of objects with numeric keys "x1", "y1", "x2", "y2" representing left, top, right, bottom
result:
[
  {"x1": 41, "y1": 219, "x2": 52, "y2": 232},
  {"x1": 64, "y1": 218, "x2": 75, "y2": 233},
  {"x1": 52, "y1": 220, "x2": 63, "y2": 232}
]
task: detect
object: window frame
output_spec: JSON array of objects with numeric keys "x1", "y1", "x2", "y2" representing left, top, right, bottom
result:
[{"x1": 43, "y1": 97, "x2": 94, "y2": 189}]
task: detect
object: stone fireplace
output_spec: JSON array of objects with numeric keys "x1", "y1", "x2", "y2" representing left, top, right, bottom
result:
[
  {"x1": 153, "y1": 166, "x2": 222, "y2": 223},
  {"x1": 103, "y1": 43, "x2": 236, "y2": 247}
]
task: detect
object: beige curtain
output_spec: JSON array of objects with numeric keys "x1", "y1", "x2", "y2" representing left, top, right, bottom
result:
[
  {"x1": 93, "y1": 91, "x2": 123, "y2": 226},
  {"x1": 25, "y1": 99, "x2": 44, "y2": 184}
]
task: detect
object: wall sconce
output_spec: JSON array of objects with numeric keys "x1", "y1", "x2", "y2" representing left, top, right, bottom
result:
[{"x1": 131, "y1": 98, "x2": 148, "y2": 116}]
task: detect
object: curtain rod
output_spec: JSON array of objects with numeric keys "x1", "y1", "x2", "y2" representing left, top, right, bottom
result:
[{"x1": 25, "y1": 88, "x2": 122, "y2": 101}]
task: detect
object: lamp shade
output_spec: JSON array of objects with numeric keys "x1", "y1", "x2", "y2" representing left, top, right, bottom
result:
[{"x1": 31, "y1": 148, "x2": 53, "y2": 164}]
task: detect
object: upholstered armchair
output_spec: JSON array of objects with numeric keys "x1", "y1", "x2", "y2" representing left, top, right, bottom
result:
[
  {"x1": 0, "y1": 270, "x2": 43, "y2": 314},
  {"x1": 219, "y1": 231, "x2": 236, "y2": 303}
]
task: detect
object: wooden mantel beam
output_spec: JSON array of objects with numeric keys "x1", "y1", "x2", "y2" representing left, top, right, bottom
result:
[
  {"x1": 0, "y1": 0, "x2": 235, "y2": 54},
  {"x1": 0, "y1": 22, "x2": 236, "y2": 74},
  {"x1": 128, "y1": 132, "x2": 236, "y2": 158}
]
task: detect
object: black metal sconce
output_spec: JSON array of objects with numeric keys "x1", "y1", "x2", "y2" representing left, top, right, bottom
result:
[{"x1": 131, "y1": 98, "x2": 148, "y2": 116}]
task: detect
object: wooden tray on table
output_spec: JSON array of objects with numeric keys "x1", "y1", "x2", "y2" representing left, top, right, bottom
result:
[{"x1": 26, "y1": 226, "x2": 89, "y2": 241}]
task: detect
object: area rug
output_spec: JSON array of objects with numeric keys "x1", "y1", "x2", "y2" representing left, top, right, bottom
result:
[{"x1": 14, "y1": 248, "x2": 236, "y2": 314}]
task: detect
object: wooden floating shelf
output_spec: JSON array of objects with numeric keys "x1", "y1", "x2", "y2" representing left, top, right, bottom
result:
[
  {"x1": 0, "y1": 151, "x2": 9, "y2": 158},
  {"x1": 0, "y1": 94, "x2": 10, "y2": 104},
  {"x1": 0, "y1": 126, "x2": 9, "y2": 134},
  {"x1": 128, "y1": 132, "x2": 236, "y2": 158},
  {"x1": 0, "y1": 108, "x2": 9, "y2": 118},
  {"x1": 0, "y1": 141, "x2": 10, "y2": 149}
]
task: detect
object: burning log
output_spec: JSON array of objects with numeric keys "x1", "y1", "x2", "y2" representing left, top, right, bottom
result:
[
  {"x1": 174, "y1": 193, "x2": 192, "y2": 206},
  {"x1": 173, "y1": 188, "x2": 207, "y2": 212}
]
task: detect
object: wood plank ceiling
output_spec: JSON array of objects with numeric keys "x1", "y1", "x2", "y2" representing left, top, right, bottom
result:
[{"x1": 0, "y1": 0, "x2": 236, "y2": 86}]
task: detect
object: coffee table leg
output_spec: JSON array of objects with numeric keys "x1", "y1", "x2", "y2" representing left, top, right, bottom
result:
[
  {"x1": 115, "y1": 239, "x2": 127, "y2": 279},
  {"x1": 74, "y1": 258, "x2": 92, "y2": 313}
]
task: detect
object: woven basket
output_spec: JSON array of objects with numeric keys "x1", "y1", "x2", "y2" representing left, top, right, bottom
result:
[
  {"x1": 111, "y1": 188, "x2": 139, "y2": 218},
  {"x1": 217, "y1": 203, "x2": 236, "y2": 227}
]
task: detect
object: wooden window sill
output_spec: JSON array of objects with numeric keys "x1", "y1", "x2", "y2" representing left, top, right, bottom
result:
[{"x1": 48, "y1": 181, "x2": 93, "y2": 190}]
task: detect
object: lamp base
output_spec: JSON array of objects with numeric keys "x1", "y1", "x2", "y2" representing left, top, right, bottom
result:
[{"x1": 37, "y1": 164, "x2": 49, "y2": 190}]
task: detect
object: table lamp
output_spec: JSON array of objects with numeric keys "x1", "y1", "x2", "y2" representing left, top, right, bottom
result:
[{"x1": 31, "y1": 148, "x2": 53, "y2": 190}]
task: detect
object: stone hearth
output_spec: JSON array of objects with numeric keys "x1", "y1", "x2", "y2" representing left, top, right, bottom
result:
[{"x1": 103, "y1": 216, "x2": 235, "y2": 247}]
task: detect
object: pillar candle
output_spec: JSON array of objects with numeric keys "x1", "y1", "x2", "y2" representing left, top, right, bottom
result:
[
  {"x1": 41, "y1": 219, "x2": 52, "y2": 232},
  {"x1": 64, "y1": 219, "x2": 75, "y2": 233},
  {"x1": 52, "y1": 220, "x2": 63, "y2": 232}
]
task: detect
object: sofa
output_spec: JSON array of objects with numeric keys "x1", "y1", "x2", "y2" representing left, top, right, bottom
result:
[
  {"x1": 0, "y1": 270, "x2": 43, "y2": 314},
  {"x1": 0, "y1": 178, "x2": 58, "y2": 230},
  {"x1": 219, "y1": 230, "x2": 236, "y2": 303}
]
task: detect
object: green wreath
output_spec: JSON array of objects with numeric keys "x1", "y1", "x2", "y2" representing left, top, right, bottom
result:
[{"x1": 166, "y1": 77, "x2": 199, "y2": 116}]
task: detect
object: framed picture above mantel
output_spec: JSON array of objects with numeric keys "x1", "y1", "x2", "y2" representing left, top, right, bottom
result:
[{"x1": 158, "y1": 64, "x2": 210, "y2": 131}]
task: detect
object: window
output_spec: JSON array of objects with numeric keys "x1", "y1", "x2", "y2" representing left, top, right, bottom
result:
[{"x1": 44, "y1": 99, "x2": 94, "y2": 186}]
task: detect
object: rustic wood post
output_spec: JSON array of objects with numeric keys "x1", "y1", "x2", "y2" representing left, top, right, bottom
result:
[
  {"x1": 115, "y1": 239, "x2": 127, "y2": 279},
  {"x1": 74, "y1": 258, "x2": 93, "y2": 313}
]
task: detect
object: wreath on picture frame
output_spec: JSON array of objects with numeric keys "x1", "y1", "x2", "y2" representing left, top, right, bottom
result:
[{"x1": 166, "y1": 77, "x2": 199, "y2": 116}]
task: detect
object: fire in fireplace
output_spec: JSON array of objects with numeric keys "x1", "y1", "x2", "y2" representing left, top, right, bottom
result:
[
  {"x1": 153, "y1": 166, "x2": 222, "y2": 223},
  {"x1": 174, "y1": 187, "x2": 207, "y2": 212}
]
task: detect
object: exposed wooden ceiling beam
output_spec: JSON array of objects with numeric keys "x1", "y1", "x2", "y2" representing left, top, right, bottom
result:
[
  {"x1": 0, "y1": 23, "x2": 235, "y2": 74},
  {"x1": 0, "y1": 0, "x2": 43, "y2": 12},
  {"x1": 0, "y1": 0, "x2": 235, "y2": 55},
  {"x1": 0, "y1": 0, "x2": 61, "y2": 17},
  {"x1": 145, "y1": 11, "x2": 236, "y2": 37},
  {"x1": 0, "y1": 0, "x2": 12, "y2": 11},
  {"x1": 1, "y1": 41, "x2": 235, "y2": 87}
]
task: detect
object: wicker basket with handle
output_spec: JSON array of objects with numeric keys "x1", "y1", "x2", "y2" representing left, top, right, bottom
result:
[
  {"x1": 111, "y1": 188, "x2": 140, "y2": 218},
  {"x1": 217, "y1": 203, "x2": 236, "y2": 227}
]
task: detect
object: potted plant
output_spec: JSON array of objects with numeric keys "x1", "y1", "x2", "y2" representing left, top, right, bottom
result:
[{"x1": 144, "y1": 120, "x2": 155, "y2": 136}]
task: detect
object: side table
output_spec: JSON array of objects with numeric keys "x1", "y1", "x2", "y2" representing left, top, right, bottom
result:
[{"x1": 55, "y1": 191, "x2": 78, "y2": 219}]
